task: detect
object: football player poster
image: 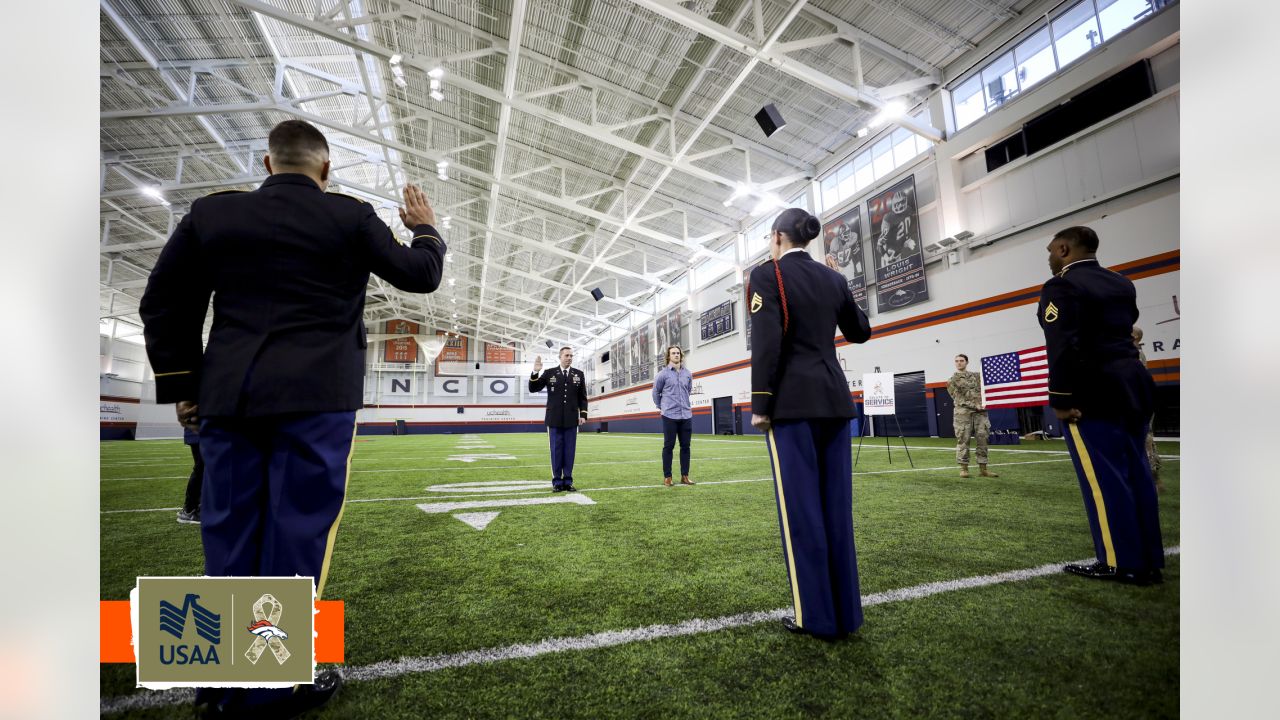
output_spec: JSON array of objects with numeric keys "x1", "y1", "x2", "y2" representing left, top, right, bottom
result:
[
  {"x1": 868, "y1": 174, "x2": 930, "y2": 311},
  {"x1": 822, "y1": 204, "x2": 870, "y2": 314}
]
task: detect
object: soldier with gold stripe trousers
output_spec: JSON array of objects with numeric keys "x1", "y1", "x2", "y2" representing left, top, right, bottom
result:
[
  {"x1": 1038, "y1": 226, "x2": 1163, "y2": 586},
  {"x1": 749, "y1": 207, "x2": 873, "y2": 640},
  {"x1": 140, "y1": 120, "x2": 447, "y2": 717}
]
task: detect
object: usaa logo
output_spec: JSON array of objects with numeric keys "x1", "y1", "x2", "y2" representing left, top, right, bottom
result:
[{"x1": 158, "y1": 593, "x2": 221, "y2": 665}]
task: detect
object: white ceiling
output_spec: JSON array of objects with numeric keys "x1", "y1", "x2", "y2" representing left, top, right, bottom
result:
[{"x1": 100, "y1": 0, "x2": 1035, "y2": 353}]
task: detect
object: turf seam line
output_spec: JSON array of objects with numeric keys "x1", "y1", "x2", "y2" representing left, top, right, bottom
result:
[{"x1": 98, "y1": 546, "x2": 1179, "y2": 715}]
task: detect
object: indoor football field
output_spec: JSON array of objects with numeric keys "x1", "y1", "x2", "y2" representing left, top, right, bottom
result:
[{"x1": 100, "y1": 432, "x2": 1179, "y2": 718}]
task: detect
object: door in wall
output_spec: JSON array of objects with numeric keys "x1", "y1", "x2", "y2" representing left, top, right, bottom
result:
[
  {"x1": 934, "y1": 387, "x2": 955, "y2": 438},
  {"x1": 712, "y1": 396, "x2": 734, "y2": 435}
]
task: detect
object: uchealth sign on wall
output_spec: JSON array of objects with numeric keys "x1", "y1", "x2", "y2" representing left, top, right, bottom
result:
[
  {"x1": 482, "y1": 377, "x2": 515, "y2": 398},
  {"x1": 433, "y1": 377, "x2": 469, "y2": 397}
]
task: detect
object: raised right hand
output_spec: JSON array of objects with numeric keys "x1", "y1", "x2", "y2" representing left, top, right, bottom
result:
[
  {"x1": 398, "y1": 183, "x2": 437, "y2": 228},
  {"x1": 534, "y1": 356, "x2": 543, "y2": 373}
]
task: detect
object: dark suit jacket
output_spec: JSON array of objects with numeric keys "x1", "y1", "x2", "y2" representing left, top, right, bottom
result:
[
  {"x1": 1037, "y1": 259, "x2": 1155, "y2": 424},
  {"x1": 140, "y1": 173, "x2": 446, "y2": 417},
  {"x1": 529, "y1": 366, "x2": 589, "y2": 428},
  {"x1": 749, "y1": 250, "x2": 872, "y2": 420}
]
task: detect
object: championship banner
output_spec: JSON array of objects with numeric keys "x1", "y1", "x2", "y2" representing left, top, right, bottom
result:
[
  {"x1": 432, "y1": 376, "x2": 469, "y2": 397},
  {"x1": 383, "y1": 320, "x2": 419, "y2": 363},
  {"x1": 435, "y1": 332, "x2": 468, "y2": 375},
  {"x1": 484, "y1": 343, "x2": 516, "y2": 364},
  {"x1": 861, "y1": 372, "x2": 896, "y2": 415},
  {"x1": 823, "y1": 204, "x2": 869, "y2": 314},
  {"x1": 868, "y1": 175, "x2": 929, "y2": 312},
  {"x1": 481, "y1": 377, "x2": 516, "y2": 398}
]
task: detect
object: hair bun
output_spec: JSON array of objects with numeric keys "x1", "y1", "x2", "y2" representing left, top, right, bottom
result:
[{"x1": 802, "y1": 215, "x2": 821, "y2": 241}]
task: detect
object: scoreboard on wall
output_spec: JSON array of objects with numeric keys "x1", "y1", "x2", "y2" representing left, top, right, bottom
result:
[{"x1": 699, "y1": 300, "x2": 735, "y2": 342}]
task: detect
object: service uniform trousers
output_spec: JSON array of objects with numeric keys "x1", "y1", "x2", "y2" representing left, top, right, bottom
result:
[
  {"x1": 764, "y1": 419, "x2": 863, "y2": 637},
  {"x1": 548, "y1": 426, "x2": 578, "y2": 489},
  {"x1": 1063, "y1": 418, "x2": 1164, "y2": 572},
  {"x1": 195, "y1": 410, "x2": 356, "y2": 711},
  {"x1": 954, "y1": 410, "x2": 991, "y2": 464}
]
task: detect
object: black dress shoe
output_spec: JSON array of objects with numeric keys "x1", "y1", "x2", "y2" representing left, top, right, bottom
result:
[
  {"x1": 781, "y1": 616, "x2": 806, "y2": 634},
  {"x1": 565, "y1": 485, "x2": 578, "y2": 492},
  {"x1": 1064, "y1": 561, "x2": 1117, "y2": 580},
  {"x1": 1116, "y1": 568, "x2": 1164, "y2": 586},
  {"x1": 551, "y1": 486, "x2": 565, "y2": 493},
  {"x1": 201, "y1": 669, "x2": 343, "y2": 719}
]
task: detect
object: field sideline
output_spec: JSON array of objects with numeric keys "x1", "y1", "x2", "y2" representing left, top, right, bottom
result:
[{"x1": 101, "y1": 432, "x2": 1180, "y2": 718}]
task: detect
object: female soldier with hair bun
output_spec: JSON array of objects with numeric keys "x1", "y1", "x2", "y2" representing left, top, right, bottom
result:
[{"x1": 748, "y1": 207, "x2": 873, "y2": 640}]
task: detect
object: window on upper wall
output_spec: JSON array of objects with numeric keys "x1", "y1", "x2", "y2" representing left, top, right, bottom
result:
[
  {"x1": 1097, "y1": 0, "x2": 1152, "y2": 41},
  {"x1": 952, "y1": 74, "x2": 985, "y2": 129},
  {"x1": 1052, "y1": 1, "x2": 1103, "y2": 68},
  {"x1": 820, "y1": 175, "x2": 839, "y2": 215},
  {"x1": 912, "y1": 110, "x2": 935, "y2": 154},
  {"x1": 871, "y1": 136, "x2": 894, "y2": 180},
  {"x1": 852, "y1": 150, "x2": 874, "y2": 192},
  {"x1": 890, "y1": 127, "x2": 917, "y2": 167},
  {"x1": 982, "y1": 51, "x2": 1019, "y2": 109},
  {"x1": 1015, "y1": 25, "x2": 1057, "y2": 91},
  {"x1": 835, "y1": 162, "x2": 856, "y2": 205}
]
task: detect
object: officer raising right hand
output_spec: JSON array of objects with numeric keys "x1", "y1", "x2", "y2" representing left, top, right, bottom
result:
[{"x1": 534, "y1": 355, "x2": 543, "y2": 373}]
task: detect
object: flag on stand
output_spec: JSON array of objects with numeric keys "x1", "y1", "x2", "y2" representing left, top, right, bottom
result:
[{"x1": 980, "y1": 346, "x2": 1049, "y2": 408}]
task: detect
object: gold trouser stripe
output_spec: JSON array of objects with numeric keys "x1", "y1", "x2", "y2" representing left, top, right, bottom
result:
[
  {"x1": 766, "y1": 430, "x2": 803, "y2": 627},
  {"x1": 1068, "y1": 424, "x2": 1117, "y2": 567},
  {"x1": 316, "y1": 418, "x2": 359, "y2": 599},
  {"x1": 153, "y1": 370, "x2": 192, "y2": 377}
]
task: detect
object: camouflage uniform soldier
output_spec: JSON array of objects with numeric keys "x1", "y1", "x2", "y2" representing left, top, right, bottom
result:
[
  {"x1": 947, "y1": 354, "x2": 998, "y2": 478},
  {"x1": 1132, "y1": 328, "x2": 1163, "y2": 491}
]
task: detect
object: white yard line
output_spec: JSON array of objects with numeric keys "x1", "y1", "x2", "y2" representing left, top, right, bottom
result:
[
  {"x1": 102, "y1": 459, "x2": 1073, "y2": 513},
  {"x1": 100, "y1": 546, "x2": 1181, "y2": 715}
]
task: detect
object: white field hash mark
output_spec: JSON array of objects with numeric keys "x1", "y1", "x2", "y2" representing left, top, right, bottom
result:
[{"x1": 99, "y1": 547, "x2": 1180, "y2": 715}]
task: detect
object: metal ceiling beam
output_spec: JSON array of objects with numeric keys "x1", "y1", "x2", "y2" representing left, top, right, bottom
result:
[{"x1": 626, "y1": 0, "x2": 944, "y2": 142}]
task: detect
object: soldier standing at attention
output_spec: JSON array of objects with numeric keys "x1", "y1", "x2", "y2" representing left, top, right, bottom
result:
[
  {"x1": 140, "y1": 119, "x2": 446, "y2": 716},
  {"x1": 1039, "y1": 226, "x2": 1163, "y2": 585},
  {"x1": 751, "y1": 207, "x2": 872, "y2": 641},
  {"x1": 946, "y1": 354, "x2": 998, "y2": 478},
  {"x1": 529, "y1": 347, "x2": 588, "y2": 492}
]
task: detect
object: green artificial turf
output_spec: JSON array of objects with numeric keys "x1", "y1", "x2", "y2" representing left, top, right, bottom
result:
[{"x1": 100, "y1": 433, "x2": 1180, "y2": 718}]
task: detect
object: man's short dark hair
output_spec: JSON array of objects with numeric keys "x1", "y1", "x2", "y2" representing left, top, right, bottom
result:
[
  {"x1": 268, "y1": 120, "x2": 330, "y2": 169},
  {"x1": 1053, "y1": 226, "x2": 1100, "y2": 253},
  {"x1": 559, "y1": 346, "x2": 572, "y2": 354},
  {"x1": 956, "y1": 354, "x2": 968, "y2": 362}
]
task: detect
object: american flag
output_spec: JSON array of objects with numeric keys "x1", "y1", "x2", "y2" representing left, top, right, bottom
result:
[{"x1": 980, "y1": 346, "x2": 1049, "y2": 408}]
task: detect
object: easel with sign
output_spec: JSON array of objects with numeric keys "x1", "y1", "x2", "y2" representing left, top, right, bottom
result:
[{"x1": 853, "y1": 372, "x2": 914, "y2": 469}]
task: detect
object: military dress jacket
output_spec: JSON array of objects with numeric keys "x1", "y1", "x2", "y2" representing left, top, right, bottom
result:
[
  {"x1": 1036, "y1": 259, "x2": 1155, "y2": 424},
  {"x1": 140, "y1": 173, "x2": 447, "y2": 417},
  {"x1": 749, "y1": 250, "x2": 872, "y2": 420},
  {"x1": 947, "y1": 371, "x2": 986, "y2": 414},
  {"x1": 529, "y1": 366, "x2": 589, "y2": 428}
]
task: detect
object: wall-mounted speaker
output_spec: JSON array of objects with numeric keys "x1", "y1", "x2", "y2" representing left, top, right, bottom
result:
[
  {"x1": 590, "y1": 287, "x2": 604, "y2": 301},
  {"x1": 754, "y1": 103, "x2": 786, "y2": 138},
  {"x1": 601, "y1": 351, "x2": 611, "y2": 363}
]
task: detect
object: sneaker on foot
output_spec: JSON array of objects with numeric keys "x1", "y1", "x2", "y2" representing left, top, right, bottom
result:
[{"x1": 177, "y1": 508, "x2": 201, "y2": 525}]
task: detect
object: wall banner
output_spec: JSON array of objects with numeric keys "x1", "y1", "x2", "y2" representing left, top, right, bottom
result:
[
  {"x1": 383, "y1": 374, "x2": 414, "y2": 396},
  {"x1": 484, "y1": 343, "x2": 516, "y2": 364},
  {"x1": 868, "y1": 174, "x2": 930, "y2": 312},
  {"x1": 383, "y1": 320, "x2": 419, "y2": 363},
  {"x1": 482, "y1": 377, "x2": 516, "y2": 398},
  {"x1": 823, "y1": 204, "x2": 870, "y2": 314},
  {"x1": 432, "y1": 376, "x2": 469, "y2": 397},
  {"x1": 435, "y1": 332, "x2": 468, "y2": 374}
]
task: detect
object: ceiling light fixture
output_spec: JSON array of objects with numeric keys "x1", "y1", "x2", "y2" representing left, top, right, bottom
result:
[
  {"x1": 427, "y1": 67, "x2": 444, "y2": 79},
  {"x1": 870, "y1": 100, "x2": 906, "y2": 128}
]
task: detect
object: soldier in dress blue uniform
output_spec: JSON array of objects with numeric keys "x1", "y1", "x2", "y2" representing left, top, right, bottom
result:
[
  {"x1": 749, "y1": 207, "x2": 873, "y2": 640},
  {"x1": 140, "y1": 119, "x2": 446, "y2": 717},
  {"x1": 1038, "y1": 226, "x2": 1164, "y2": 585},
  {"x1": 529, "y1": 347, "x2": 588, "y2": 491}
]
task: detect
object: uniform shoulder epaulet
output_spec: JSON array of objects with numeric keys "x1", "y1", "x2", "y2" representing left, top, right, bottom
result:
[
  {"x1": 203, "y1": 189, "x2": 246, "y2": 198},
  {"x1": 326, "y1": 191, "x2": 369, "y2": 204}
]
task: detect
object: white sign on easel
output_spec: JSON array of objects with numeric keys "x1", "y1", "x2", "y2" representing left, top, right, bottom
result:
[{"x1": 861, "y1": 373, "x2": 896, "y2": 415}]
